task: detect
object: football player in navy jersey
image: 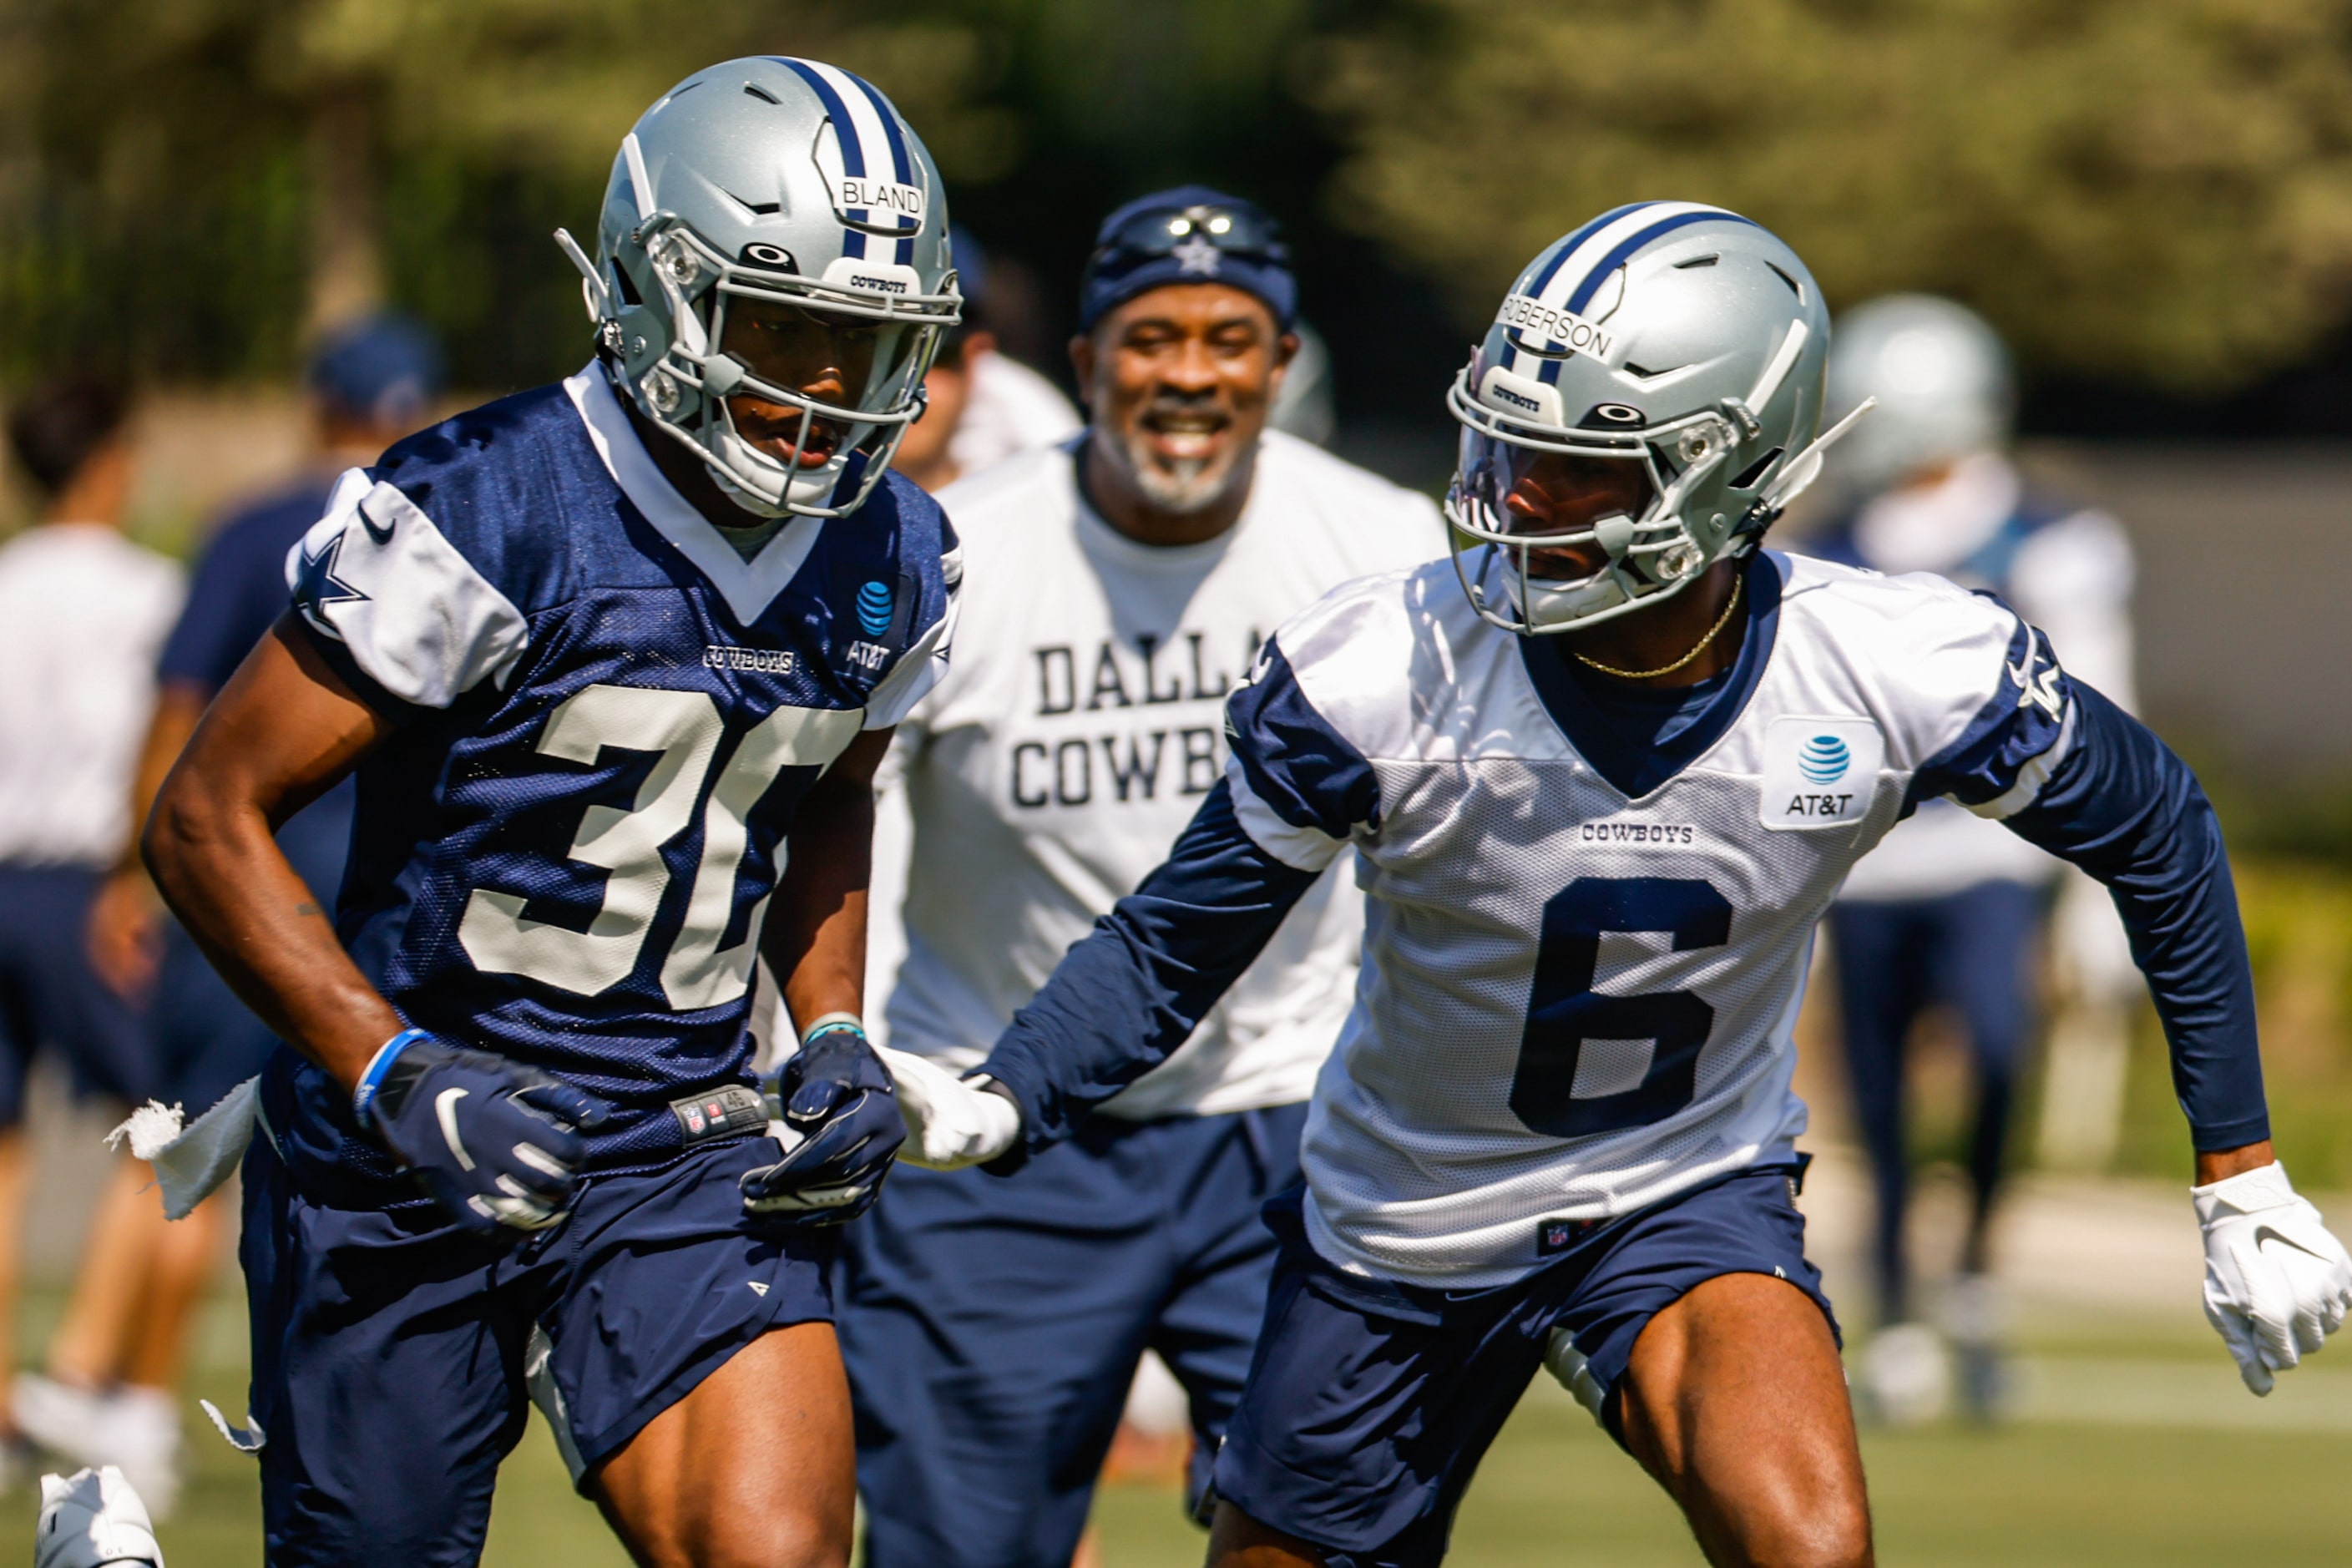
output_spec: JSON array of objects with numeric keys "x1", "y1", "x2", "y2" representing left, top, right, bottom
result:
[
  {"x1": 889, "y1": 205, "x2": 2352, "y2": 1567},
  {"x1": 140, "y1": 58, "x2": 959, "y2": 1567}
]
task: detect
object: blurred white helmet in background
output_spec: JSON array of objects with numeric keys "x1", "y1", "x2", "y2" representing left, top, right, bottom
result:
[{"x1": 1825, "y1": 294, "x2": 2013, "y2": 495}]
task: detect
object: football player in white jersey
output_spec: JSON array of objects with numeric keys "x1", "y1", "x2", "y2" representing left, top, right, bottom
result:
[
  {"x1": 837, "y1": 186, "x2": 1439, "y2": 1568},
  {"x1": 887, "y1": 203, "x2": 2352, "y2": 1567}
]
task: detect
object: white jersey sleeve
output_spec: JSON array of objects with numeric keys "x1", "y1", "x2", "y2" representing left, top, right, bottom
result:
[{"x1": 286, "y1": 467, "x2": 533, "y2": 709}]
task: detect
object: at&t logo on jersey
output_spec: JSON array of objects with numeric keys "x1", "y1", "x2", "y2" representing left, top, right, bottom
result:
[
  {"x1": 1759, "y1": 716, "x2": 1884, "y2": 831},
  {"x1": 856, "y1": 579, "x2": 893, "y2": 636}
]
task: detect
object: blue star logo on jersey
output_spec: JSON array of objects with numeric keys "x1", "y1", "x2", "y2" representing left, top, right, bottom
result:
[
  {"x1": 855, "y1": 579, "x2": 893, "y2": 637},
  {"x1": 291, "y1": 529, "x2": 368, "y2": 627},
  {"x1": 1797, "y1": 735, "x2": 1850, "y2": 785}
]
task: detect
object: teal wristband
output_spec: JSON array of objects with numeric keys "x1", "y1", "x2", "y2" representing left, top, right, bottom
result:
[
  {"x1": 352, "y1": 1028, "x2": 431, "y2": 1129},
  {"x1": 799, "y1": 1013, "x2": 866, "y2": 1048}
]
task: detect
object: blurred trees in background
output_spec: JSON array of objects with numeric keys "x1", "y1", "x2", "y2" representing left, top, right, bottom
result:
[
  {"x1": 1313, "y1": 0, "x2": 2352, "y2": 390},
  {"x1": 0, "y1": 0, "x2": 1009, "y2": 386},
  {"x1": 6, "y1": 0, "x2": 2352, "y2": 395}
]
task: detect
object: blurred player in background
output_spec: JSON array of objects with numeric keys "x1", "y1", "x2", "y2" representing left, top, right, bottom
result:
[
  {"x1": 137, "y1": 59, "x2": 953, "y2": 1562},
  {"x1": 888, "y1": 227, "x2": 1081, "y2": 495},
  {"x1": 0, "y1": 381, "x2": 182, "y2": 1488},
  {"x1": 1809, "y1": 296, "x2": 2139, "y2": 1424},
  {"x1": 837, "y1": 186, "x2": 1439, "y2": 1568},
  {"x1": 12, "y1": 317, "x2": 447, "y2": 1512},
  {"x1": 891, "y1": 202, "x2": 2349, "y2": 1567}
]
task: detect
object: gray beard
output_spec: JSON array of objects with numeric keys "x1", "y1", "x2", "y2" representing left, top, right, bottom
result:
[{"x1": 1110, "y1": 427, "x2": 1249, "y2": 516}]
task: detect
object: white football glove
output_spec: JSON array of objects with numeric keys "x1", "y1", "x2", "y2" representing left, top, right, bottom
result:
[
  {"x1": 37, "y1": 1467, "x2": 164, "y2": 1568},
  {"x1": 874, "y1": 1045, "x2": 1022, "y2": 1170},
  {"x1": 2193, "y1": 1161, "x2": 2352, "y2": 1395}
]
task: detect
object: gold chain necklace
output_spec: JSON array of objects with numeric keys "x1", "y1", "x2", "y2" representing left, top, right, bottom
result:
[{"x1": 1571, "y1": 576, "x2": 1744, "y2": 681}]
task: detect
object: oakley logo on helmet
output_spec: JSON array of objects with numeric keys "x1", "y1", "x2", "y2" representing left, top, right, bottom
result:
[
  {"x1": 1496, "y1": 294, "x2": 1616, "y2": 361},
  {"x1": 736, "y1": 243, "x2": 798, "y2": 272},
  {"x1": 1585, "y1": 403, "x2": 1646, "y2": 428}
]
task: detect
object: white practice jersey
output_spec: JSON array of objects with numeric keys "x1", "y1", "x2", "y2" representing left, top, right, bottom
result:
[
  {"x1": 1824, "y1": 452, "x2": 2134, "y2": 901},
  {"x1": 882, "y1": 431, "x2": 1441, "y2": 1117},
  {"x1": 1220, "y1": 550, "x2": 2076, "y2": 1284},
  {"x1": 0, "y1": 525, "x2": 184, "y2": 867}
]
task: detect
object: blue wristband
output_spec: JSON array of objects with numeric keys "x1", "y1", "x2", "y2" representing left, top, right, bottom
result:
[{"x1": 352, "y1": 1028, "x2": 432, "y2": 1129}]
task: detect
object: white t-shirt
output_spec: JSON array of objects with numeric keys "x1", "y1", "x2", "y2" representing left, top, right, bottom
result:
[
  {"x1": 1835, "y1": 452, "x2": 2136, "y2": 901},
  {"x1": 945, "y1": 352, "x2": 1082, "y2": 481},
  {"x1": 0, "y1": 525, "x2": 184, "y2": 867},
  {"x1": 876, "y1": 431, "x2": 1441, "y2": 1118}
]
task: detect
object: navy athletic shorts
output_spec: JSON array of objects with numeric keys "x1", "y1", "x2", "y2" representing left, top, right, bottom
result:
[
  {"x1": 240, "y1": 1122, "x2": 833, "y2": 1568},
  {"x1": 0, "y1": 864, "x2": 153, "y2": 1124},
  {"x1": 1212, "y1": 1161, "x2": 1834, "y2": 1568},
  {"x1": 838, "y1": 1102, "x2": 1306, "y2": 1568}
]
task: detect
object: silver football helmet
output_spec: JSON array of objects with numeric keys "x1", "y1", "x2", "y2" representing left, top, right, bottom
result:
[
  {"x1": 556, "y1": 57, "x2": 960, "y2": 519},
  {"x1": 1445, "y1": 202, "x2": 1869, "y2": 634},
  {"x1": 1824, "y1": 294, "x2": 2014, "y2": 495}
]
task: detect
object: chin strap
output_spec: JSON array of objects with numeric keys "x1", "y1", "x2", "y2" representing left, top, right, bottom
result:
[
  {"x1": 1751, "y1": 395, "x2": 1878, "y2": 525},
  {"x1": 553, "y1": 228, "x2": 612, "y2": 324}
]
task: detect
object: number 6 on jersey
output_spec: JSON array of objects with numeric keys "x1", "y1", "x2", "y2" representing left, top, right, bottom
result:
[{"x1": 1512, "y1": 877, "x2": 1732, "y2": 1138}]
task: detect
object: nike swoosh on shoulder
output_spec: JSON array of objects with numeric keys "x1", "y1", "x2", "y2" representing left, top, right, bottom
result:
[{"x1": 357, "y1": 498, "x2": 396, "y2": 545}]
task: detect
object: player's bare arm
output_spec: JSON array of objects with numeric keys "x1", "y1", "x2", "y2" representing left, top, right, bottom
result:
[
  {"x1": 142, "y1": 614, "x2": 397, "y2": 1089},
  {"x1": 764, "y1": 726, "x2": 888, "y2": 1028}
]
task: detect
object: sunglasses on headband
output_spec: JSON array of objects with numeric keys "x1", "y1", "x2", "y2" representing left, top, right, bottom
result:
[{"x1": 1089, "y1": 204, "x2": 1290, "y2": 271}]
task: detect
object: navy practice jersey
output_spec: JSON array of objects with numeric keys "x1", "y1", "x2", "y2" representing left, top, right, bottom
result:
[{"x1": 272, "y1": 364, "x2": 957, "y2": 1189}]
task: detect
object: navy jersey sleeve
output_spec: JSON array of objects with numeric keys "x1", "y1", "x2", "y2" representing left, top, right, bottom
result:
[
  {"x1": 1220, "y1": 638, "x2": 1383, "y2": 869},
  {"x1": 977, "y1": 781, "x2": 1322, "y2": 1155},
  {"x1": 1897, "y1": 609, "x2": 2265, "y2": 1148},
  {"x1": 1999, "y1": 681, "x2": 2268, "y2": 1151},
  {"x1": 979, "y1": 635, "x2": 1380, "y2": 1153}
]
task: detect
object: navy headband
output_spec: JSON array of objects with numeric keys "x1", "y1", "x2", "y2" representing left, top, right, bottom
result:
[{"x1": 1077, "y1": 185, "x2": 1297, "y2": 333}]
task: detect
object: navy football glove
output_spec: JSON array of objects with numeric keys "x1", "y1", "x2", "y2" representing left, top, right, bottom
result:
[
  {"x1": 741, "y1": 1021, "x2": 904, "y2": 1226},
  {"x1": 357, "y1": 1030, "x2": 609, "y2": 1236}
]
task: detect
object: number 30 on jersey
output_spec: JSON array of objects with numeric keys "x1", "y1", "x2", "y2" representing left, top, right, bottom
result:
[{"x1": 458, "y1": 684, "x2": 861, "y2": 1009}]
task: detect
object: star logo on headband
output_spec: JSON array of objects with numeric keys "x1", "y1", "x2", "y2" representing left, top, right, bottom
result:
[{"x1": 1172, "y1": 233, "x2": 1222, "y2": 277}]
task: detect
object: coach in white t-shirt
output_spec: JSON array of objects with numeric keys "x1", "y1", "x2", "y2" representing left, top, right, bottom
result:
[{"x1": 837, "y1": 188, "x2": 1439, "y2": 1568}]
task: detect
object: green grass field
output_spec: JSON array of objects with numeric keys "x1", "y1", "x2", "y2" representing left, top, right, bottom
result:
[{"x1": 4, "y1": 1287, "x2": 2349, "y2": 1567}]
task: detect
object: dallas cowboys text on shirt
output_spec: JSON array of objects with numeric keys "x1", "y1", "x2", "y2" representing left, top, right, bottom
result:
[{"x1": 1011, "y1": 628, "x2": 1262, "y2": 809}]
